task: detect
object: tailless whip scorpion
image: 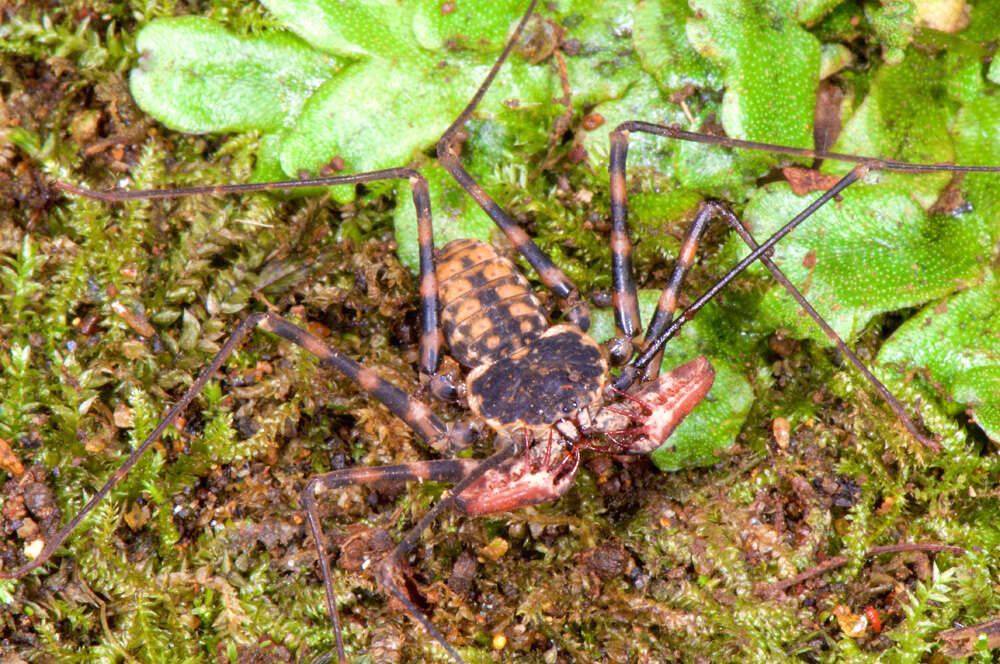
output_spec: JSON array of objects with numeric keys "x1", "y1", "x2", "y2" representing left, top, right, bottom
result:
[{"x1": 3, "y1": 0, "x2": 999, "y2": 661}]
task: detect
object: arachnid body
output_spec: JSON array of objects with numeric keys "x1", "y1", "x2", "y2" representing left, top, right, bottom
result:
[{"x1": 3, "y1": 0, "x2": 1000, "y2": 662}]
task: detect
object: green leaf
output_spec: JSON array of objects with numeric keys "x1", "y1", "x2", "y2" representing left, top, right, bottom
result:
[
  {"x1": 130, "y1": 17, "x2": 343, "y2": 134},
  {"x1": 633, "y1": 0, "x2": 722, "y2": 93},
  {"x1": 259, "y1": 0, "x2": 415, "y2": 57},
  {"x1": 737, "y1": 181, "x2": 995, "y2": 343},
  {"x1": 587, "y1": 0, "x2": 821, "y2": 199},
  {"x1": 731, "y1": 43, "x2": 1000, "y2": 346},
  {"x1": 823, "y1": 49, "x2": 958, "y2": 207},
  {"x1": 687, "y1": 0, "x2": 820, "y2": 152},
  {"x1": 879, "y1": 276, "x2": 1000, "y2": 443},
  {"x1": 866, "y1": 0, "x2": 916, "y2": 65},
  {"x1": 277, "y1": 58, "x2": 472, "y2": 176},
  {"x1": 130, "y1": 1, "x2": 539, "y2": 204}
]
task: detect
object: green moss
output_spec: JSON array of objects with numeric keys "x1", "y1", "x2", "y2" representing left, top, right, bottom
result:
[{"x1": 2, "y1": 0, "x2": 1000, "y2": 663}]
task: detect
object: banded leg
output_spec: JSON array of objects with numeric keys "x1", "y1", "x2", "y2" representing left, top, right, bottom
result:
[
  {"x1": 435, "y1": 0, "x2": 590, "y2": 331},
  {"x1": 608, "y1": 127, "x2": 721, "y2": 378},
  {"x1": 0, "y1": 309, "x2": 467, "y2": 580},
  {"x1": 638, "y1": 204, "x2": 715, "y2": 382},
  {"x1": 618, "y1": 193, "x2": 937, "y2": 450},
  {"x1": 606, "y1": 130, "x2": 641, "y2": 364},
  {"x1": 56, "y1": 167, "x2": 448, "y2": 385},
  {"x1": 605, "y1": 123, "x2": 942, "y2": 447},
  {"x1": 303, "y1": 443, "x2": 520, "y2": 664},
  {"x1": 606, "y1": 131, "x2": 937, "y2": 448},
  {"x1": 611, "y1": 156, "x2": 864, "y2": 387},
  {"x1": 611, "y1": 118, "x2": 1000, "y2": 376}
]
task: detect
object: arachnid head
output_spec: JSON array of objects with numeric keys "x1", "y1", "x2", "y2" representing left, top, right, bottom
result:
[{"x1": 465, "y1": 324, "x2": 609, "y2": 435}]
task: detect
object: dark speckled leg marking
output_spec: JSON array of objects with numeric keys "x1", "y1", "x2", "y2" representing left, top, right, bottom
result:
[
  {"x1": 412, "y1": 176, "x2": 444, "y2": 378},
  {"x1": 608, "y1": 130, "x2": 641, "y2": 349},
  {"x1": 258, "y1": 315, "x2": 454, "y2": 449},
  {"x1": 639, "y1": 202, "x2": 714, "y2": 380}
]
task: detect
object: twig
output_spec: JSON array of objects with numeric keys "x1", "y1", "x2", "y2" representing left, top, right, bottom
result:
[{"x1": 757, "y1": 542, "x2": 966, "y2": 598}]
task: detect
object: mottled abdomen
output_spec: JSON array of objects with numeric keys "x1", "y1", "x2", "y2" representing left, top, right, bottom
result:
[
  {"x1": 437, "y1": 238, "x2": 547, "y2": 368},
  {"x1": 437, "y1": 240, "x2": 608, "y2": 433},
  {"x1": 466, "y1": 325, "x2": 608, "y2": 432}
]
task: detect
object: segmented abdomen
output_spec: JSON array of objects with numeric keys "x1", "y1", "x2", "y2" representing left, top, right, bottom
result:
[{"x1": 436, "y1": 238, "x2": 547, "y2": 368}]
